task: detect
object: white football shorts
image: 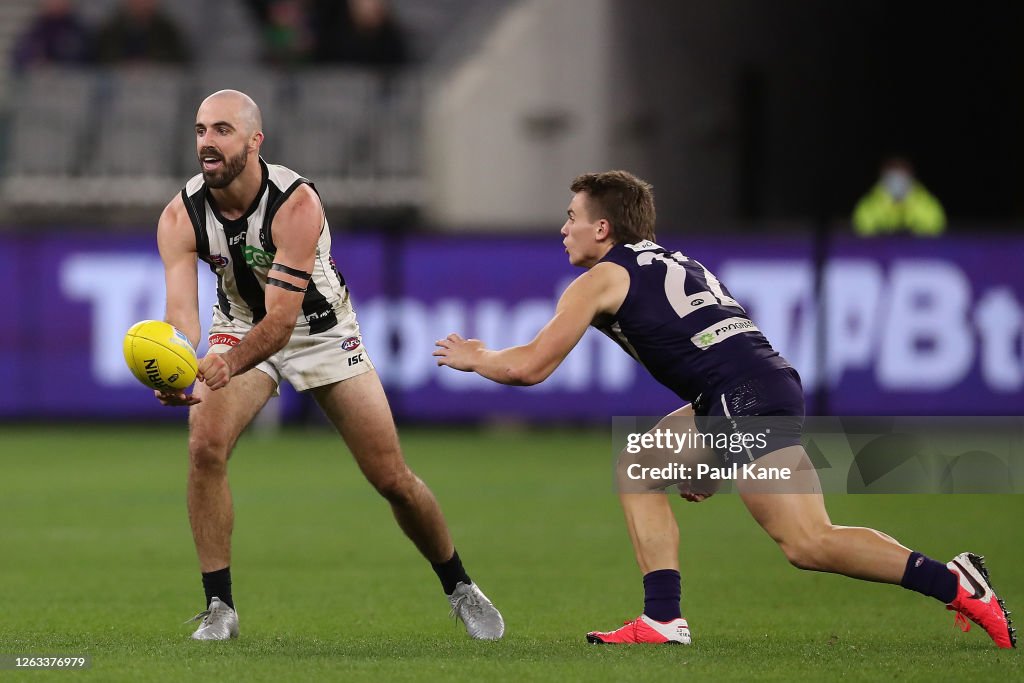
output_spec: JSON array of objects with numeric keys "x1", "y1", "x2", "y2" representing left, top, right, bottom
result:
[{"x1": 206, "y1": 307, "x2": 375, "y2": 392}]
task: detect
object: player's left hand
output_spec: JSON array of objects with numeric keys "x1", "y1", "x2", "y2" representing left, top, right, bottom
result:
[
  {"x1": 154, "y1": 389, "x2": 201, "y2": 406},
  {"x1": 434, "y1": 333, "x2": 484, "y2": 372},
  {"x1": 198, "y1": 353, "x2": 232, "y2": 390},
  {"x1": 676, "y1": 477, "x2": 718, "y2": 502}
]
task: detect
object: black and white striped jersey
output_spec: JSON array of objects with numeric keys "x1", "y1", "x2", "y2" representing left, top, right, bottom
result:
[{"x1": 180, "y1": 158, "x2": 350, "y2": 334}]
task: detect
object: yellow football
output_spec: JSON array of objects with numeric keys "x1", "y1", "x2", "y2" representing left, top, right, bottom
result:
[{"x1": 123, "y1": 320, "x2": 198, "y2": 391}]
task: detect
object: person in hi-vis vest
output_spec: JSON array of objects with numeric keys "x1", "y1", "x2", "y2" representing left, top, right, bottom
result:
[{"x1": 853, "y1": 158, "x2": 946, "y2": 236}]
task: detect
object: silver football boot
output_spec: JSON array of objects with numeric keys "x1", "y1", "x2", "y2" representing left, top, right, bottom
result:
[
  {"x1": 448, "y1": 582, "x2": 505, "y2": 640},
  {"x1": 187, "y1": 597, "x2": 239, "y2": 640}
]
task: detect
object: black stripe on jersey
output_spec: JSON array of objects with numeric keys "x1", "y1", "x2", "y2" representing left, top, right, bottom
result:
[
  {"x1": 215, "y1": 272, "x2": 232, "y2": 318},
  {"x1": 260, "y1": 180, "x2": 282, "y2": 253},
  {"x1": 181, "y1": 187, "x2": 209, "y2": 260},
  {"x1": 183, "y1": 186, "x2": 231, "y2": 319},
  {"x1": 223, "y1": 218, "x2": 268, "y2": 323},
  {"x1": 271, "y1": 263, "x2": 312, "y2": 280},
  {"x1": 267, "y1": 276, "x2": 306, "y2": 292},
  {"x1": 302, "y1": 251, "x2": 338, "y2": 334},
  {"x1": 303, "y1": 273, "x2": 337, "y2": 334}
]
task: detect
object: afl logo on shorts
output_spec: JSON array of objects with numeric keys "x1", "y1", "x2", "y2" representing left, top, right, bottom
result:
[{"x1": 341, "y1": 337, "x2": 361, "y2": 352}]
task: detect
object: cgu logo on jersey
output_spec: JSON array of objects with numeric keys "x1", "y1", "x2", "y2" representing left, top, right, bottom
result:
[{"x1": 244, "y1": 245, "x2": 274, "y2": 268}]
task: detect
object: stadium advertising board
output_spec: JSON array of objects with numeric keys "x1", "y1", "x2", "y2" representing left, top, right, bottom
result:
[{"x1": 1, "y1": 233, "x2": 1021, "y2": 419}]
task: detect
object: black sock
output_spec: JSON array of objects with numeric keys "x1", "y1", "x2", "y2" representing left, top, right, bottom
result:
[
  {"x1": 643, "y1": 569, "x2": 682, "y2": 622},
  {"x1": 432, "y1": 549, "x2": 472, "y2": 595},
  {"x1": 900, "y1": 552, "x2": 957, "y2": 604},
  {"x1": 202, "y1": 567, "x2": 234, "y2": 609}
]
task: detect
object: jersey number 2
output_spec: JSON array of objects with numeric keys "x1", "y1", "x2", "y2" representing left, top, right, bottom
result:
[{"x1": 636, "y1": 251, "x2": 742, "y2": 318}]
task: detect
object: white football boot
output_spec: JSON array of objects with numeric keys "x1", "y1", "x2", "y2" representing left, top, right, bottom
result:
[
  {"x1": 448, "y1": 582, "x2": 505, "y2": 640},
  {"x1": 187, "y1": 597, "x2": 239, "y2": 640}
]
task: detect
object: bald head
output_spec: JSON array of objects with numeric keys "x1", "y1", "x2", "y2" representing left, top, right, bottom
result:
[
  {"x1": 198, "y1": 89, "x2": 263, "y2": 137},
  {"x1": 195, "y1": 90, "x2": 264, "y2": 189}
]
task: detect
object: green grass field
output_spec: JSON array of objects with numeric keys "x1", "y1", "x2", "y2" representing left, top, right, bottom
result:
[{"x1": 0, "y1": 425, "x2": 1020, "y2": 681}]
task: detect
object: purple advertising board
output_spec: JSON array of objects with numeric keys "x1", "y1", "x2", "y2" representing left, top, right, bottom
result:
[{"x1": 1, "y1": 231, "x2": 1021, "y2": 420}]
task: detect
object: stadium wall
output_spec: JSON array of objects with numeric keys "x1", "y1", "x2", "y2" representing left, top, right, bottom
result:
[
  {"x1": 424, "y1": 0, "x2": 617, "y2": 229},
  {"x1": 2, "y1": 232, "x2": 1022, "y2": 421}
]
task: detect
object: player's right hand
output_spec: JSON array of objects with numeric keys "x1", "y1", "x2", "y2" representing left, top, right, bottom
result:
[
  {"x1": 198, "y1": 352, "x2": 232, "y2": 390},
  {"x1": 154, "y1": 389, "x2": 201, "y2": 407},
  {"x1": 433, "y1": 333, "x2": 485, "y2": 372}
]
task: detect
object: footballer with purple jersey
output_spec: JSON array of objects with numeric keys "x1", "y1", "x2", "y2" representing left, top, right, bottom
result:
[{"x1": 434, "y1": 170, "x2": 1014, "y2": 648}]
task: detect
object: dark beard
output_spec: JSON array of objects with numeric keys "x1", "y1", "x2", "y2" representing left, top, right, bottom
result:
[{"x1": 202, "y1": 149, "x2": 248, "y2": 189}]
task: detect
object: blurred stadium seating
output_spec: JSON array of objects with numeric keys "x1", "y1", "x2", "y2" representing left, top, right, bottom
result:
[
  {"x1": 0, "y1": 63, "x2": 425, "y2": 212},
  {"x1": 0, "y1": 0, "x2": 508, "y2": 218}
]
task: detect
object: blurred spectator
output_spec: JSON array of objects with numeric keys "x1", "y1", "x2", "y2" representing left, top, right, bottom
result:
[
  {"x1": 853, "y1": 158, "x2": 946, "y2": 237},
  {"x1": 93, "y1": 0, "x2": 189, "y2": 65},
  {"x1": 11, "y1": 0, "x2": 91, "y2": 74},
  {"x1": 311, "y1": 0, "x2": 409, "y2": 67},
  {"x1": 245, "y1": 0, "x2": 315, "y2": 66}
]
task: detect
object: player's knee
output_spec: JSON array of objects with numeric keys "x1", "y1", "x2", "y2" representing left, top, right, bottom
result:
[
  {"x1": 188, "y1": 432, "x2": 230, "y2": 472},
  {"x1": 371, "y1": 466, "x2": 419, "y2": 505},
  {"x1": 780, "y1": 542, "x2": 817, "y2": 570},
  {"x1": 779, "y1": 527, "x2": 832, "y2": 571}
]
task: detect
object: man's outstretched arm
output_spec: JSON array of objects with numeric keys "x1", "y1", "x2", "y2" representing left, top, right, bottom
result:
[{"x1": 434, "y1": 262, "x2": 628, "y2": 385}]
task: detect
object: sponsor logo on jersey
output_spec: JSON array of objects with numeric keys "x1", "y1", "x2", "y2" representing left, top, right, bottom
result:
[
  {"x1": 244, "y1": 245, "x2": 274, "y2": 268},
  {"x1": 625, "y1": 240, "x2": 661, "y2": 252},
  {"x1": 208, "y1": 333, "x2": 241, "y2": 347},
  {"x1": 341, "y1": 336, "x2": 361, "y2": 351},
  {"x1": 690, "y1": 317, "x2": 759, "y2": 350}
]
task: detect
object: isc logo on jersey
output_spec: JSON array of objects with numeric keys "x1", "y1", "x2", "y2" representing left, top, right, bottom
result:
[{"x1": 123, "y1": 320, "x2": 198, "y2": 391}]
